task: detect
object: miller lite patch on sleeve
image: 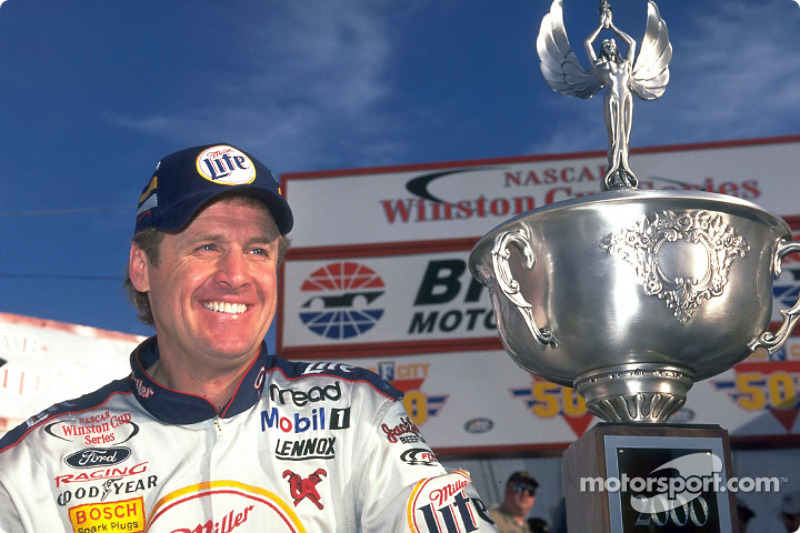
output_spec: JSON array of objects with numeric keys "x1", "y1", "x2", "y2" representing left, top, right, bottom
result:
[{"x1": 406, "y1": 470, "x2": 495, "y2": 532}]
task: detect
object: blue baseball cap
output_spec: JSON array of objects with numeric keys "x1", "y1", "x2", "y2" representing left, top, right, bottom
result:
[{"x1": 134, "y1": 143, "x2": 293, "y2": 235}]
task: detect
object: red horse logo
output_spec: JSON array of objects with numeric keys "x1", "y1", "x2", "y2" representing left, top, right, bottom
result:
[{"x1": 283, "y1": 468, "x2": 327, "y2": 509}]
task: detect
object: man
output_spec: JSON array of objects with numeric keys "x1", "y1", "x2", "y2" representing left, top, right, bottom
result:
[
  {"x1": 780, "y1": 491, "x2": 800, "y2": 533},
  {"x1": 0, "y1": 144, "x2": 497, "y2": 532},
  {"x1": 489, "y1": 471, "x2": 539, "y2": 533}
]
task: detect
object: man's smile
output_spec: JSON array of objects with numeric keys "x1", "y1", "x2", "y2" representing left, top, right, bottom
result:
[{"x1": 203, "y1": 301, "x2": 249, "y2": 314}]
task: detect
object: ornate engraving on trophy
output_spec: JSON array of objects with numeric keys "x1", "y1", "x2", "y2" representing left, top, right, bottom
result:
[{"x1": 599, "y1": 211, "x2": 750, "y2": 323}]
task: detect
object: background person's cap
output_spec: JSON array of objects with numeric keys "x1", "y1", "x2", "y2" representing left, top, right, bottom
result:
[
  {"x1": 507, "y1": 471, "x2": 539, "y2": 489},
  {"x1": 134, "y1": 143, "x2": 293, "y2": 235}
]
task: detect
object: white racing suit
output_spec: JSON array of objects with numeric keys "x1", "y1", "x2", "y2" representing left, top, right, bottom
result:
[{"x1": 0, "y1": 337, "x2": 497, "y2": 533}]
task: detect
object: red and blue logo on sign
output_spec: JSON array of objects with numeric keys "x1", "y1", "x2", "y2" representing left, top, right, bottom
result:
[{"x1": 299, "y1": 262, "x2": 385, "y2": 340}]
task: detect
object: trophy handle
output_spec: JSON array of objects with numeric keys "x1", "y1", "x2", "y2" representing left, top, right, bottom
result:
[
  {"x1": 750, "y1": 241, "x2": 800, "y2": 354},
  {"x1": 490, "y1": 226, "x2": 558, "y2": 349}
]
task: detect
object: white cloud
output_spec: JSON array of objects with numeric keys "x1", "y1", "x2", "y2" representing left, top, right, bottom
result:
[
  {"x1": 106, "y1": 2, "x2": 404, "y2": 172},
  {"x1": 644, "y1": 0, "x2": 800, "y2": 142}
]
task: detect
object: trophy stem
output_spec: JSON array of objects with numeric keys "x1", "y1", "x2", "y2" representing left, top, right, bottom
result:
[{"x1": 574, "y1": 363, "x2": 694, "y2": 423}]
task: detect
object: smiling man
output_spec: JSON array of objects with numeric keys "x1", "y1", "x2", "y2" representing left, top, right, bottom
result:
[{"x1": 0, "y1": 144, "x2": 497, "y2": 533}]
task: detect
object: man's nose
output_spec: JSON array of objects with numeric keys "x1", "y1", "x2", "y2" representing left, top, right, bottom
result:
[{"x1": 215, "y1": 250, "x2": 249, "y2": 288}]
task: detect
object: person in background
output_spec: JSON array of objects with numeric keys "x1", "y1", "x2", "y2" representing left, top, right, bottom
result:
[
  {"x1": 780, "y1": 491, "x2": 800, "y2": 533},
  {"x1": 0, "y1": 143, "x2": 497, "y2": 532},
  {"x1": 489, "y1": 471, "x2": 539, "y2": 533}
]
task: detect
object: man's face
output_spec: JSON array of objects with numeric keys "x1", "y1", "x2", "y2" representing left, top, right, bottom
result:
[
  {"x1": 130, "y1": 197, "x2": 280, "y2": 368},
  {"x1": 504, "y1": 483, "x2": 536, "y2": 516}
]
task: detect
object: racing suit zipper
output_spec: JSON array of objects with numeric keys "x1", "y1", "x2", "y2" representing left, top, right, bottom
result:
[{"x1": 214, "y1": 415, "x2": 222, "y2": 436}]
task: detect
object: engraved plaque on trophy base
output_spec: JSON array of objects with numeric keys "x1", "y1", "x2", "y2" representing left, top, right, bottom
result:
[{"x1": 562, "y1": 423, "x2": 738, "y2": 533}]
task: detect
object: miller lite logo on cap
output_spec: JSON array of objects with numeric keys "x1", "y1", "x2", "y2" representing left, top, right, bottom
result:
[{"x1": 196, "y1": 145, "x2": 256, "y2": 185}]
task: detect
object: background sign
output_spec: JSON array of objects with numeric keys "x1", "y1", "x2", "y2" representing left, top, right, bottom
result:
[
  {"x1": 279, "y1": 137, "x2": 800, "y2": 453},
  {"x1": 0, "y1": 312, "x2": 143, "y2": 435},
  {"x1": 280, "y1": 251, "x2": 494, "y2": 357},
  {"x1": 282, "y1": 137, "x2": 800, "y2": 250},
  {"x1": 298, "y1": 345, "x2": 800, "y2": 457}
]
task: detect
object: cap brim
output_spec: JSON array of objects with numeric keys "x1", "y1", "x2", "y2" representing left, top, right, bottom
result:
[{"x1": 150, "y1": 187, "x2": 293, "y2": 235}]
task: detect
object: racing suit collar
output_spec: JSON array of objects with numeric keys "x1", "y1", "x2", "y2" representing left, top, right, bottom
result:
[{"x1": 129, "y1": 336, "x2": 269, "y2": 424}]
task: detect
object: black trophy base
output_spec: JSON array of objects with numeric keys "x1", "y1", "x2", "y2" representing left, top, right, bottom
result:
[{"x1": 562, "y1": 423, "x2": 739, "y2": 533}]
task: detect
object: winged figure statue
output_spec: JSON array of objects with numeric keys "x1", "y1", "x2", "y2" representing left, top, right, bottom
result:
[{"x1": 537, "y1": 0, "x2": 671, "y2": 190}]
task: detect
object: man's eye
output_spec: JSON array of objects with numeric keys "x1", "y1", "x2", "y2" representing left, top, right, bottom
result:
[
  {"x1": 249, "y1": 247, "x2": 267, "y2": 256},
  {"x1": 198, "y1": 243, "x2": 216, "y2": 251}
]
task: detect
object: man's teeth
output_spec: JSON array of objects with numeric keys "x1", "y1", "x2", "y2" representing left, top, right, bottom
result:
[{"x1": 204, "y1": 302, "x2": 247, "y2": 314}]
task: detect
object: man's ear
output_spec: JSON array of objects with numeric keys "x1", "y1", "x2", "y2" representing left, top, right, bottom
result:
[{"x1": 128, "y1": 243, "x2": 151, "y2": 292}]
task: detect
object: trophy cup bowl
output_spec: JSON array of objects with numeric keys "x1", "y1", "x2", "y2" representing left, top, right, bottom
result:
[{"x1": 469, "y1": 188, "x2": 800, "y2": 423}]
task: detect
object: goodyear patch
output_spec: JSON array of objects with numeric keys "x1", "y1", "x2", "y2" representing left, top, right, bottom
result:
[{"x1": 68, "y1": 496, "x2": 145, "y2": 533}]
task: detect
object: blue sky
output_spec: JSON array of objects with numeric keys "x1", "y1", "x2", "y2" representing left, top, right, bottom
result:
[{"x1": 1, "y1": 0, "x2": 799, "y2": 338}]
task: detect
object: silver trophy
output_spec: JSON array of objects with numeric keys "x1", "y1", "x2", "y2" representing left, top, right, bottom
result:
[{"x1": 469, "y1": 0, "x2": 800, "y2": 424}]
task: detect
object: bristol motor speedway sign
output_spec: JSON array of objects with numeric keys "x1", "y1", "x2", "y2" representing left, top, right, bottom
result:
[
  {"x1": 278, "y1": 136, "x2": 800, "y2": 451},
  {"x1": 279, "y1": 251, "x2": 496, "y2": 358},
  {"x1": 279, "y1": 243, "x2": 800, "y2": 357}
]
